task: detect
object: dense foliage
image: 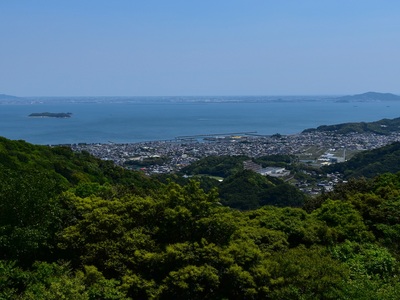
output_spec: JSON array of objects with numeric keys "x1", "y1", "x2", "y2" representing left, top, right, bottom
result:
[
  {"x1": 0, "y1": 137, "x2": 160, "y2": 192},
  {"x1": 2, "y1": 137, "x2": 400, "y2": 299}
]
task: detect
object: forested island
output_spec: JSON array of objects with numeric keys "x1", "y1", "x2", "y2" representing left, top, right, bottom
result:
[
  {"x1": 2, "y1": 135, "x2": 400, "y2": 299},
  {"x1": 29, "y1": 112, "x2": 72, "y2": 118}
]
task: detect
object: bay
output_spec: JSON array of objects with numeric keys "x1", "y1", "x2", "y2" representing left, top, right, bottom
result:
[{"x1": 0, "y1": 99, "x2": 399, "y2": 145}]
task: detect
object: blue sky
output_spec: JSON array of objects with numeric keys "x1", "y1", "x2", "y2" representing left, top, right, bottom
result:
[{"x1": 1, "y1": 1, "x2": 400, "y2": 96}]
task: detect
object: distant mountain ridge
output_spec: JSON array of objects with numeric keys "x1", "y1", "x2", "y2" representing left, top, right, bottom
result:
[
  {"x1": 1, "y1": 92, "x2": 399, "y2": 103},
  {"x1": 334, "y1": 92, "x2": 400, "y2": 102}
]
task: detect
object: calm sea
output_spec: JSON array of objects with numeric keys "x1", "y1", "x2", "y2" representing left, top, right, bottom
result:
[{"x1": 0, "y1": 99, "x2": 399, "y2": 145}]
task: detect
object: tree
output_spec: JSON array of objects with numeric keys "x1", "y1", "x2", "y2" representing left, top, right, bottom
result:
[
  {"x1": 0, "y1": 169, "x2": 62, "y2": 263},
  {"x1": 312, "y1": 200, "x2": 374, "y2": 244}
]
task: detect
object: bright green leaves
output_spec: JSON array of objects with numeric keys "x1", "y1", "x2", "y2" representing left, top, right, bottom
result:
[
  {"x1": 80, "y1": 265, "x2": 128, "y2": 300},
  {"x1": 332, "y1": 241, "x2": 398, "y2": 278},
  {"x1": 231, "y1": 226, "x2": 288, "y2": 252},
  {"x1": 196, "y1": 208, "x2": 241, "y2": 245},
  {"x1": 22, "y1": 262, "x2": 88, "y2": 300},
  {"x1": 268, "y1": 246, "x2": 349, "y2": 300},
  {"x1": 316, "y1": 173, "x2": 400, "y2": 255},
  {"x1": 160, "y1": 264, "x2": 220, "y2": 299},
  {"x1": 247, "y1": 206, "x2": 321, "y2": 247},
  {"x1": 59, "y1": 193, "x2": 158, "y2": 275},
  {"x1": 0, "y1": 261, "x2": 128, "y2": 299},
  {"x1": 154, "y1": 181, "x2": 221, "y2": 244},
  {"x1": 159, "y1": 181, "x2": 220, "y2": 217},
  {"x1": 331, "y1": 241, "x2": 400, "y2": 299},
  {"x1": 312, "y1": 200, "x2": 373, "y2": 244},
  {"x1": 60, "y1": 180, "x2": 326, "y2": 299}
]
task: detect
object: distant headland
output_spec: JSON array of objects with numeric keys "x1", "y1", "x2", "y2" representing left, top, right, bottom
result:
[
  {"x1": 29, "y1": 112, "x2": 72, "y2": 118},
  {"x1": 333, "y1": 92, "x2": 400, "y2": 102},
  {"x1": 303, "y1": 116, "x2": 400, "y2": 135}
]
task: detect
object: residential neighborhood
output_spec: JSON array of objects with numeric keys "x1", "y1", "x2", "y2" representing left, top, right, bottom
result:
[{"x1": 70, "y1": 131, "x2": 400, "y2": 175}]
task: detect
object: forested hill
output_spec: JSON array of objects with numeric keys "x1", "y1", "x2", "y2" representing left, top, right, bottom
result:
[
  {"x1": 178, "y1": 155, "x2": 306, "y2": 210},
  {"x1": 2, "y1": 136, "x2": 400, "y2": 298},
  {"x1": 323, "y1": 142, "x2": 400, "y2": 179},
  {"x1": 0, "y1": 136, "x2": 160, "y2": 193},
  {"x1": 303, "y1": 116, "x2": 400, "y2": 135}
]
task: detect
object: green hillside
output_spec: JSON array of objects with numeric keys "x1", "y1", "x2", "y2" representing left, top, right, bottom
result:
[
  {"x1": 2, "y1": 136, "x2": 400, "y2": 299},
  {"x1": 179, "y1": 155, "x2": 305, "y2": 210},
  {"x1": 0, "y1": 136, "x2": 159, "y2": 191},
  {"x1": 303, "y1": 117, "x2": 400, "y2": 135},
  {"x1": 323, "y1": 142, "x2": 400, "y2": 178}
]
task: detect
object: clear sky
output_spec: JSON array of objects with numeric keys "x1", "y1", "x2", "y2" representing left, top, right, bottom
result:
[{"x1": 1, "y1": 1, "x2": 400, "y2": 96}]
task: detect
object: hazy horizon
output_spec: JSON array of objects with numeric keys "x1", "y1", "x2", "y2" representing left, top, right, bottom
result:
[{"x1": 3, "y1": 92, "x2": 397, "y2": 99}]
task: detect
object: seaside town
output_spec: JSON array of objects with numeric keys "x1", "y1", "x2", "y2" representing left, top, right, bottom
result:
[
  {"x1": 67, "y1": 131, "x2": 400, "y2": 195},
  {"x1": 71, "y1": 131, "x2": 400, "y2": 172}
]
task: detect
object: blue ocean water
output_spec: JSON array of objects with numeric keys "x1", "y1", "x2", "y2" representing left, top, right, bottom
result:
[{"x1": 0, "y1": 99, "x2": 399, "y2": 145}]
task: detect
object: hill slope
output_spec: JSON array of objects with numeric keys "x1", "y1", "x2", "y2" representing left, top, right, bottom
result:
[
  {"x1": 0, "y1": 136, "x2": 159, "y2": 192},
  {"x1": 323, "y1": 142, "x2": 400, "y2": 178},
  {"x1": 2, "y1": 136, "x2": 400, "y2": 298},
  {"x1": 303, "y1": 117, "x2": 400, "y2": 135}
]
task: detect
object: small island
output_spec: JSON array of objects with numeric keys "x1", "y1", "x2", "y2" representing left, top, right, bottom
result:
[{"x1": 29, "y1": 112, "x2": 72, "y2": 118}]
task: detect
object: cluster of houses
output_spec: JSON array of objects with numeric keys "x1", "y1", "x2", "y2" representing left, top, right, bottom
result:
[{"x1": 243, "y1": 160, "x2": 290, "y2": 177}]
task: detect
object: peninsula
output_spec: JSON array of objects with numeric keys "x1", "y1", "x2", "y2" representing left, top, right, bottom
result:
[
  {"x1": 29, "y1": 112, "x2": 72, "y2": 118},
  {"x1": 302, "y1": 116, "x2": 400, "y2": 135},
  {"x1": 333, "y1": 91, "x2": 400, "y2": 102}
]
